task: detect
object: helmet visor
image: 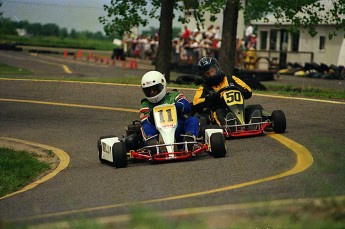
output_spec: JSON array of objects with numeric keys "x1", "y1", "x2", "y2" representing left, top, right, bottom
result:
[
  {"x1": 203, "y1": 65, "x2": 219, "y2": 78},
  {"x1": 143, "y1": 84, "x2": 164, "y2": 98}
]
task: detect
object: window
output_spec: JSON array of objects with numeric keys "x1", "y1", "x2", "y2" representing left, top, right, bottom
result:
[
  {"x1": 269, "y1": 30, "x2": 278, "y2": 50},
  {"x1": 319, "y1": 36, "x2": 326, "y2": 50},
  {"x1": 280, "y1": 29, "x2": 288, "y2": 51},
  {"x1": 260, "y1": 31, "x2": 268, "y2": 50},
  {"x1": 291, "y1": 31, "x2": 300, "y2": 51}
]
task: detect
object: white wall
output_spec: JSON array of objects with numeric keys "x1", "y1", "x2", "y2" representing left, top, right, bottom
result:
[
  {"x1": 255, "y1": 24, "x2": 344, "y2": 66},
  {"x1": 299, "y1": 26, "x2": 344, "y2": 65}
]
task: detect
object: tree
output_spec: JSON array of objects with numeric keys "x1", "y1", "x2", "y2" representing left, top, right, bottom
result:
[
  {"x1": 59, "y1": 28, "x2": 68, "y2": 38},
  {"x1": 244, "y1": 0, "x2": 345, "y2": 38},
  {"x1": 155, "y1": 0, "x2": 175, "y2": 81},
  {"x1": 219, "y1": 0, "x2": 239, "y2": 78},
  {"x1": 42, "y1": 23, "x2": 60, "y2": 36},
  {"x1": 27, "y1": 23, "x2": 42, "y2": 36}
]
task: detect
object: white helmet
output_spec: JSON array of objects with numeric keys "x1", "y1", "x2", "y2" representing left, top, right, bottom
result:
[{"x1": 141, "y1": 71, "x2": 167, "y2": 103}]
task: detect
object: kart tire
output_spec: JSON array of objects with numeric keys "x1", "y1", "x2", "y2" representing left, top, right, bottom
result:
[
  {"x1": 210, "y1": 132, "x2": 227, "y2": 158},
  {"x1": 271, "y1": 110, "x2": 286, "y2": 133},
  {"x1": 97, "y1": 135, "x2": 116, "y2": 163},
  {"x1": 245, "y1": 105, "x2": 263, "y2": 123},
  {"x1": 112, "y1": 141, "x2": 128, "y2": 168},
  {"x1": 203, "y1": 125, "x2": 222, "y2": 142}
]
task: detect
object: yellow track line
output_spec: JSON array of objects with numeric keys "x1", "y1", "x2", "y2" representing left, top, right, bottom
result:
[
  {"x1": 0, "y1": 138, "x2": 70, "y2": 200},
  {"x1": 62, "y1": 65, "x2": 72, "y2": 74},
  {"x1": 13, "y1": 132, "x2": 314, "y2": 222}
]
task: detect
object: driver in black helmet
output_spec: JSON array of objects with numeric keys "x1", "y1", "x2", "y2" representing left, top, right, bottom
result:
[{"x1": 192, "y1": 56, "x2": 252, "y2": 126}]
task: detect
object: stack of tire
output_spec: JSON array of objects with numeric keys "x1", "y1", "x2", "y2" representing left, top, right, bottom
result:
[
  {"x1": 303, "y1": 63, "x2": 344, "y2": 80},
  {"x1": 279, "y1": 62, "x2": 344, "y2": 80}
]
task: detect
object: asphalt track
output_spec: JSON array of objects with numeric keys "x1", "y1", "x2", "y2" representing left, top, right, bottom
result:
[{"x1": 0, "y1": 50, "x2": 344, "y2": 227}]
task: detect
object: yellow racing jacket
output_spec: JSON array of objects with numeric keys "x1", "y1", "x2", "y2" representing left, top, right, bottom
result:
[{"x1": 192, "y1": 75, "x2": 252, "y2": 112}]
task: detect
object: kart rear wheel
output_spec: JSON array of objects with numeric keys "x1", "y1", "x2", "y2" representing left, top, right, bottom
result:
[
  {"x1": 271, "y1": 110, "x2": 286, "y2": 133},
  {"x1": 210, "y1": 132, "x2": 227, "y2": 158},
  {"x1": 97, "y1": 135, "x2": 116, "y2": 163},
  {"x1": 112, "y1": 141, "x2": 128, "y2": 168}
]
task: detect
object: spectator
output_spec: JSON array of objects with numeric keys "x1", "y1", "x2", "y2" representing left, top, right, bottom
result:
[{"x1": 182, "y1": 26, "x2": 191, "y2": 42}]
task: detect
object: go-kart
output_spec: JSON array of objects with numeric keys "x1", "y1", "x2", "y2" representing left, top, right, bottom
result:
[
  {"x1": 199, "y1": 86, "x2": 286, "y2": 138},
  {"x1": 98, "y1": 104, "x2": 227, "y2": 168}
]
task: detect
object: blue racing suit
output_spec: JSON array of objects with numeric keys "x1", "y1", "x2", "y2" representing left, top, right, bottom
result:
[{"x1": 140, "y1": 90, "x2": 199, "y2": 142}]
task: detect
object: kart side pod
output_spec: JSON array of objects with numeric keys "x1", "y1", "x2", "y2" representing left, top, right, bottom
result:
[
  {"x1": 204, "y1": 128, "x2": 223, "y2": 145},
  {"x1": 100, "y1": 137, "x2": 121, "y2": 163}
]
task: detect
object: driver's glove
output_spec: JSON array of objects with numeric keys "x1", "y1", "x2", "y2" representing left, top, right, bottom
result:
[
  {"x1": 204, "y1": 91, "x2": 221, "y2": 105},
  {"x1": 147, "y1": 109, "x2": 154, "y2": 124},
  {"x1": 175, "y1": 101, "x2": 184, "y2": 114}
]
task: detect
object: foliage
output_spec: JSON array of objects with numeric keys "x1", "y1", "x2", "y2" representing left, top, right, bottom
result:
[
  {"x1": 0, "y1": 18, "x2": 110, "y2": 40},
  {"x1": 245, "y1": 0, "x2": 345, "y2": 37},
  {"x1": 99, "y1": 0, "x2": 198, "y2": 37}
]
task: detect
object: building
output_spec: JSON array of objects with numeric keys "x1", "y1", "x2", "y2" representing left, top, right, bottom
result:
[
  {"x1": 252, "y1": 18, "x2": 344, "y2": 68},
  {"x1": 251, "y1": 0, "x2": 345, "y2": 69}
]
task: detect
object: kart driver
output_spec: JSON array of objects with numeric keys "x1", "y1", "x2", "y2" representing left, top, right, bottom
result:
[
  {"x1": 140, "y1": 70, "x2": 199, "y2": 147},
  {"x1": 192, "y1": 56, "x2": 252, "y2": 126}
]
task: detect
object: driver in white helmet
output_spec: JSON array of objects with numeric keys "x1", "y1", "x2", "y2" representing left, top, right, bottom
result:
[{"x1": 140, "y1": 71, "x2": 199, "y2": 146}]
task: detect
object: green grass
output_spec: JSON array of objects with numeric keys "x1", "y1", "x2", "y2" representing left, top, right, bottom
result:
[
  {"x1": 0, "y1": 147, "x2": 51, "y2": 197},
  {"x1": 0, "y1": 63, "x2": 32, "y2": 75},
  {"x1": 0, "y1": 34, "x2": 116, "y2": 51},
  {"x1": 2, "y1": 200, "x2": 343, "y2": 229},
  {"x1": 261, "y1": 84, "x2": 345, "y2": 101}
]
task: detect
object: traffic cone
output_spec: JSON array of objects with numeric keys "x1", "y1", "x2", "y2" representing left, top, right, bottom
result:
[
  {"x1": 133, "y1": 59, "x2": 138, "y2": 69},
  {"x1": 122, "y1": 60, "x2": 126, "y2": 68},
  {"x1": 86, "y1": 51, "x2": 92, "y2": 61},
  {"x1": 129, "y1": 60, "x2": 133, "y2": 69},
  {"x1": 64, "y1": 50, "x2": 68, "y2": 58},
  {"x1": 77, "y1": 50, "x2": 82, "y2": 58}
]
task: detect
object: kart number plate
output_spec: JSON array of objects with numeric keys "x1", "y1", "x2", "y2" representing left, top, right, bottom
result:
[
  {"x1": 153, "y1": 104, "x2": 177, "y2": 128},
  {"x1": 222, "y1": 90, "x2": 243, "y2": 106}
]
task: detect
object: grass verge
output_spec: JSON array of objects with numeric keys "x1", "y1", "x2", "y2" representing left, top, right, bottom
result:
[
  {"x1": 0, "y1": 63, "x2": 32, "y2": 75},
  {"x1": 0, "y1": 35, "x2": 115, "y2": 51},
  {"x1": 261, "y1": 83, "x2": 345, "y2": 101},
  {"x1": 0, "y1": 147, "x2": 51, "y2": 197}
]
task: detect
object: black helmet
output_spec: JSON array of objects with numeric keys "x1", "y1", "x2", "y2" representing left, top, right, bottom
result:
[{"x1": 197, "y1": 57, "x2": 224, "y2": 86}]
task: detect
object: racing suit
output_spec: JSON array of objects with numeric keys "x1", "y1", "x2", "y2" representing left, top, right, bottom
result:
[
  {"x1": 192, "y1": 75, "x2": 252, "y2": 125},
  {"x1": 140, "y1": 90, "x2": 199, "y2": 142}
]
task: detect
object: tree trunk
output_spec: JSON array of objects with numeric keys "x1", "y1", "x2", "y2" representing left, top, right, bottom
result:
[
  {"x1": 219, "y1": 0, "x2": 239, "y2": 77},
  {"x1": 155, "y1": 0, "x2": 174, "y2": 82}
]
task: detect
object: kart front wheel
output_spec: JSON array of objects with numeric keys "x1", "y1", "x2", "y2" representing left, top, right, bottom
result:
[
  {"x1": 271, "y1": 110, "x2": 286, "y2": 133},
  {"x1": 112, "y1": 142, "x2": 128, "y2": 168},
  {"x1": 210, "y1": 132, "x2": 227, "y2": 158}
]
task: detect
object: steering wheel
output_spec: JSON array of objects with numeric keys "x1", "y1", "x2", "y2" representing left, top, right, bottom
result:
[{"x1": 216, "y1": 86, "x2": 242, "y2": 95}]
